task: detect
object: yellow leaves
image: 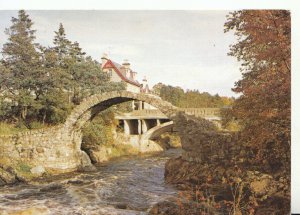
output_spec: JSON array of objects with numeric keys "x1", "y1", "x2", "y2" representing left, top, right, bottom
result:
[
  {"x1": 206, "y1": 174, "x2": 213, "y2": 183},
  {"x1": 260, "y1": 109, "x2": 278, "y2": 119},
  {"x1": 225, "y1": 10, "x2": 291, "y2": 169}
]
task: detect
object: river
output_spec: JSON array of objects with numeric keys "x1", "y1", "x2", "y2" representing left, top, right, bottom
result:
[{"x1": 0, "y1": 149, "x2": 181, "y2": 215}]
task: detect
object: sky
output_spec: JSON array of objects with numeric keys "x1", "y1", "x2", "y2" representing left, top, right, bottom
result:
[{"x1": 1, "y1": 10, "x2": 241, "y2": 97}]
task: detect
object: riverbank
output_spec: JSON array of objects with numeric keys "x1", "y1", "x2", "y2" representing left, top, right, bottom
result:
[{"x1": 150, "y1": 113, "x2": 290, "y2": 214}]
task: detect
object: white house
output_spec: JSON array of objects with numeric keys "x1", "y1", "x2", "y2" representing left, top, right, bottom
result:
[
  {"x1": 100, "y1": 53, "x2": 156, "y2": 110},
  {"x1": 101, "y1": 53, "x2": 152, "y2": 94}
]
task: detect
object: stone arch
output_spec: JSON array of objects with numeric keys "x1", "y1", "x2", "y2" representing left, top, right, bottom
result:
[
  {"x1": 0, "y1": 92, "x2": 181, "y2": 174},
  {"x1": 61, "y1": 91, "x2": 178, "y2": 168},
  {"x1": 64, "y1": 91, "x2": 178, "y2": 132}
]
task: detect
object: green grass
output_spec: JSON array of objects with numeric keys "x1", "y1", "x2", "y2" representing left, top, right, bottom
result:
[
  {"x1": 0, "y1": 122, "x2": 28, "y2": 135},
  {"x1": 0, "y1": 121, "x2": 51, "y2": 135}
]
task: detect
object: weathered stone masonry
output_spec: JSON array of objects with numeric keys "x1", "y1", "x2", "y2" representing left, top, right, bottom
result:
[
  {"x1": 0, "y1": 91, "x2": 178, "y2": 178},
  {"x1": 0, "y1": 125, "x2": 88, "y2": 173}
]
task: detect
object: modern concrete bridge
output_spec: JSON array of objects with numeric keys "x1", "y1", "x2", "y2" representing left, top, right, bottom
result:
[{"x1": 115, "y1": 108, "x2": 221, "y2": 138}]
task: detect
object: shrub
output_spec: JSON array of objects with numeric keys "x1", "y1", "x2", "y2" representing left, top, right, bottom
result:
[{"x1": 82, "y1": 109, "x2": 115, "y2": 150}]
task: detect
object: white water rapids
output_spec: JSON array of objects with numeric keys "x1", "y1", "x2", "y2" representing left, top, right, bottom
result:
[{"x1": 0, "y1": 149, "x2": 182, "y2": 215}]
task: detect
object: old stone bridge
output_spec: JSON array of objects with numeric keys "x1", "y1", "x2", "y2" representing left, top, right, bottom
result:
[{"x1": 0, "y1": 91, "x2": 220, "y2": 175}]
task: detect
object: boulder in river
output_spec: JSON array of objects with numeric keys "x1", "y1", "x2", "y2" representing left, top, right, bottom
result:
[
  {"x1": 0, "y1": 166, "x2": 17, "y2": 185},
  {"x1": 30, "y1": 165, "x2": 45, "y2": 177}
]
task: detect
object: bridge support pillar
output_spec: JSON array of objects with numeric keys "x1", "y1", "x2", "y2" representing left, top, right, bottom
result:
[
  {"x1": 124, "y1": 120, "x2": 130, "y2": 135},
  {"x1": 139, "y1": 101, "x2": 143, "y2": 110},
  {"x1": 142, "y1": 119, "x2": 148, "y2": 134},
  {"x1": 156, "y1": 119, "x2": 160, "y2": 126},
  {"x1": 138, "y1": 120, "x2": 142, "y2": 135}
]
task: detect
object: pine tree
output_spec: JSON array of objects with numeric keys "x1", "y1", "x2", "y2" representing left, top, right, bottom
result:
[
  {"x1": 0, "y1": 11, "x2": 125, "y2": 126},
  {"x1": 1, "y1": 10, "x2": 44, "y2": 122},
  {"x1": 51, "y1": 23, "x2": 125, "y2": 104},
  {"x1": 53, "y1": 23, "x2": 72, "y2": 66},
  {"x1": 69, "y1": 41, "x2": 86, "y2": 62}
]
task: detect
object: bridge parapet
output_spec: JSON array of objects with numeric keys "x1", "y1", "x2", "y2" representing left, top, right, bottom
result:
[
  {"x1": 115, "y1": 109, "x2": 168, "y2": 120},
  {"x1": 115, "y1": 108, "x2": 221, "y2": 121},
  {"x1": 179, "y1": 108, "x2": 221, "y2": 118}
]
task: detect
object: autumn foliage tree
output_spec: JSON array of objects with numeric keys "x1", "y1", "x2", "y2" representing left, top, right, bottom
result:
[{"x1": 224, "y1": 10, "x2": 291, "y2": 173}]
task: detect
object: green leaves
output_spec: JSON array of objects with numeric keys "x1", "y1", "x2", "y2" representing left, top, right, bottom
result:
[
  {"x1": 153, "y1": 83, "x2": 233, "y2": 108},
  {"x1": 1, "y1": 10, "x2": 42, "y2": 122},
  {"x1": 0, "y1": 10, "x2": 125, "y2": 126}
]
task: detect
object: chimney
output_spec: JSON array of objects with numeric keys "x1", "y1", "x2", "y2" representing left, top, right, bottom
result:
[
  {"x1": 142, "y1": 76, "x2": 148, "y2": 87},
  {"x1": 122, "y1": 59, "x2": 130, "y2": 68},
  {"x1": 122, "y1": 59, "x2": 130, "y2": 77},
  {"x1": 101, "y1": 53, "x2": 108, "y2": 68},
  {"x1": 131, "y1": 71, "x2": 137, "y2": 80},
  {"x1": 141, "y1": 76, "x2": 149, "y2": 93}
]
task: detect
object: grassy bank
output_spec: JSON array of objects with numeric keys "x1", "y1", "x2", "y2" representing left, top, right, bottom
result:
[
  {"x1": 0, "y1": 122, "x2": 52, "y2": 136},
  {"x1": 0, "y1": 123, "x2": 28, "y2": 135}
]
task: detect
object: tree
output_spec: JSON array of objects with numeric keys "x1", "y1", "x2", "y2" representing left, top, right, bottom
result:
[
  {"x1": 159, "y1": 85, "x2": 185, "y2": 107},
  {"x1": 224, "y1": 10, "x2": 291, "y2": 173},
  {"x1": 0, "y1": 11, "x2": 125, "y2": 126},
  {"x1": 1, "y1": 10, "x2": 46, "y2": 123},
  {"x1": 152, "y1": 82, "x2": 164, "y2": 95},
  {"x1": 51, "y1": 24, "x2": 124, "y2": 104},
  {"x1": 53, "y1": 23, "x2": 71, "y2": 67},
  {"x1": 153, "y1": 83, "x2": 233, "y2": 108}
]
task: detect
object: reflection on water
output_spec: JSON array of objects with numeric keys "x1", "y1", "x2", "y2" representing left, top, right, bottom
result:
[{"x1": 0, "y1": 149, "x2": 182, "y2": 215}]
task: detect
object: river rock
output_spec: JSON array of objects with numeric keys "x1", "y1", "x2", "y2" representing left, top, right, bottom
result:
[
  {"x1": 36, "y1": 147, "x2": 44, "y2": 153},
  {"x1": 40, "y1": 183, "x2": 63, "y2": 192},
  {"x1": 30, "y1": 165, "x2": 45, "y2": 177},
  {"x1": 79, "y1": 150, "x2": 93, "y2": 167},
  {"x1": 149, "y1": 197, "x2": 217, "y2": 215},
  {"x1": 88, "y1": 146, "x2": 109, "y2": 163},
  {"x1": 0, "y1": 167, "x2": 17, "y2": 185},
  {"x1": 115, "y1": 203, "x2": 128, "y2": 209},
  {"x1": 67, "y1": 179, "x2": 84, "y2": 185},
  {"x1": 3, "y1": 206, "x2": 50, "y2": 215}
]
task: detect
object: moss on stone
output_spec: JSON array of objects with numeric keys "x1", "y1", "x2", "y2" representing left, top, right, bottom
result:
[
  {"x1": 109, "y1": 144, "x2": 139, "y2": 158},
  {"x1": 17, "y1": 163, "x2": 31, "y2": 173},
  {"x1": 14, "y1": 163, "x2": 36, "y2": 181}
]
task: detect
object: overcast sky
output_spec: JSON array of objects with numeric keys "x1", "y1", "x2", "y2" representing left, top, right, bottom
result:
[{"x1": 0, "y1": 10, "x2": 242, "y2": 97}]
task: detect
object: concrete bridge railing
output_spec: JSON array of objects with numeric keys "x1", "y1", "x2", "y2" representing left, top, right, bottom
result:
[
  {"x1": 141, "y1": 121, "x2": 174, "y2": 141},
  {"x1": 115, "y1": 109, "x2": 168, "y2": 120},
  {"x1": 179, "y1": 108, "x2": 221, "y2": 117},
  {"x1": 116, "y1": 108, "x2": 221, "y2": 120}
]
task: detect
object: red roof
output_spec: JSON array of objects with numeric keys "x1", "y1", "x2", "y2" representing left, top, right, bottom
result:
[{"x1": 102, "y1": 60, "x2": 141, "y2": 87}]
